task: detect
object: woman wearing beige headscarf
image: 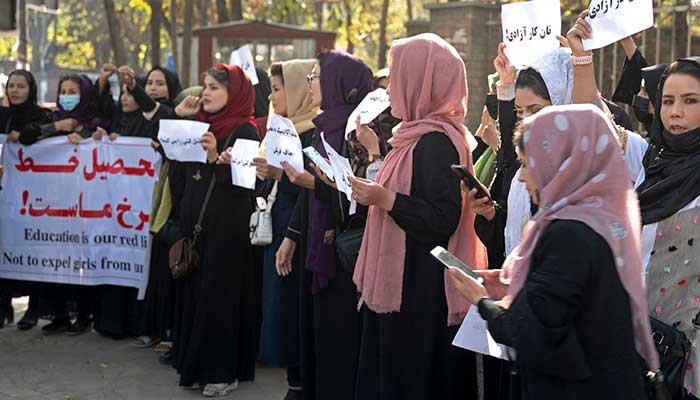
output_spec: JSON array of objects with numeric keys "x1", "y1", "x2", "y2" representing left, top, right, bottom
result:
[{"x1": 252, "y1": 59, "x2": 320, "y2": 400}]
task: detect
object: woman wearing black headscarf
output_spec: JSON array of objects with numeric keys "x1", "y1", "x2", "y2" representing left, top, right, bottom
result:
[{"x1": 0, "y1": 70, "x2": 50, "y2": 330}]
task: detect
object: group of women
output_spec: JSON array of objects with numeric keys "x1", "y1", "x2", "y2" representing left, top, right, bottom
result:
[{"x1": 1, "y1": 8, "x2": 699, "y2": 399}]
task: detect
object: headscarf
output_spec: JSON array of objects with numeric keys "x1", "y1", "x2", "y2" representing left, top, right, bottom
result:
[
  {"x1": 147, "y1": 66, "x2": 182, "y2": 108},
  {"x1": 198, "y1": 64, "x2": 256, "y2": 141},
  {"x1": 306, "y1": 50, "x2": 373, "y2": 292},
  {"x1": 254, "y1": 67, "x2": 271, "y2": 118},
  {"x1": 281, "y1": 59, "x2": 321, "y2": 133},
  {"x1": 501, "y1": 104, "x2": 659, "y2": 371},
  {"x1": 528, "y1": 48, "x2": 574, "y2": 106},
  {"x1": 353, "y1": 33, "x2": 487, "y2": 326},
  {"x1": 641, "y1": 63, "x2": 668, "y2": 111},
  {"x1": 53, "y1": 74, "x2": 100, "y2": 131},
  {"x1": 637, "y1": 57, "x2": 700, "y2": 225},
  {"x1": 4, "y1": 70, "x2": 47, "y2": 132}
]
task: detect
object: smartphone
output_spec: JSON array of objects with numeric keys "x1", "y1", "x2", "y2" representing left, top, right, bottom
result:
[
  {"x1": 431, "y1": 246, "x2": 484, "y2": 284},
  {"x1": 303, "y1": 146, "x2": 335, "y2": 181},
  {"x1": 451, "y1": 164, "x2": 491, "y2": 201}
]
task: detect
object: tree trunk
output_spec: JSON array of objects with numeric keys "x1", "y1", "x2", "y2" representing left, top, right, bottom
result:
[
  {"x1": 216, "y1": 0, "x2": 229, "y2": 22},
  {"x1": 230, "y1": 0, "x2": 243, "y2": 20},
  {"x1": 378, "y1": 0, "x2": 390, "y2": 68},
  {"x1": 314, "y1": 1, "x2": 323, "y2": 30},
  {"x1": 181, "y1": 0, "x2": 195, "y2": 86},
  {"x1": 344, "y1": 1, "x2": 354, "y2": 54},
  {"x1": 18, "y1": 0, "x2": 27, "y2": 69},
  {"x1": 406, "y1": 0, "x2": 413, "y2": 21},
  {"x1": 103, "y1": 0, "x2": 128, "y2": 66},
  {"x1": 170, "y1": 0, "x2": 179, "y2": 74},
  {"x1": 149, "y1": 0, "x2": 162, "y2": 67},
  {"x1": 199, "y1": 0, "x2": 208, "y2": 26}
]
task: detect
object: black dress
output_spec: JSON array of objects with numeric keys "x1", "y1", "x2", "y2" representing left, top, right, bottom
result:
[
  {"x1": 479, "y1": 220, "x2": 646, "y2": 400},
  {"x1": 353, "y1": 132, "x2": 477, "y2": 400},
  {"x1": 170, "y1": 122, "x2": 259, "y2": 386}
]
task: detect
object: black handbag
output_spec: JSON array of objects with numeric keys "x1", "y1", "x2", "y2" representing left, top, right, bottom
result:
[
  {"x1": 644, "y1": 315, "x2": 694, "y2": 400},
  {"x1": 335, "y1": 216, "x2": 365, "y2": 273}
]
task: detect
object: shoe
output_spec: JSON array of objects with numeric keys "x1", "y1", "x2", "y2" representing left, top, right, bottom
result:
[
  {"x1": 181, "y1": 383, "x2": 202, "y2": 390},
  {"x1": 283, "y1": 389, "x2": 302, "y2": 400},
  {"x1": 202, "y1": 381, "x2": 238, "y2": 397},
  {"x1": 159, "y1": 350, "x2": 173, "y2": 366},
  {"x1": 17, "y1": 308, "x2": 38, "y2": 331},
  {"x1": 0, "y1": 301, "x2": 14, "y2": 329},
  {"x1": 42, "y1": 319, "x2": 71, "y2": 334},
  {"x1": 65, "y1": 319, "x2": 91, "y2": 336}
]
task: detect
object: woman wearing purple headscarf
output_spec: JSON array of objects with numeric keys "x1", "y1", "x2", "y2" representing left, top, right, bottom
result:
[{"x1": 275, "y1": 50, "x2": 377, "y2": 400}]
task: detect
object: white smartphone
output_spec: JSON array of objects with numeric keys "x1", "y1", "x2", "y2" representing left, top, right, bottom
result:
[
  {"x1": 303, "y1": 146, "x2": 335, "y2": 181},
  {"x1": 430, "y1": 246, "x2": 484, "y2": 284}
]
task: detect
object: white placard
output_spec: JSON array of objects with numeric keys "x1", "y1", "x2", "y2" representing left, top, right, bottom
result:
[
  {"x1": 0, "y1": 138, "x2": 161, "y2": 299},
  {"x1": 345, "y1": 88, "x2": 390, "y2": 140},
  {"x1": 452, "y1": 306, "x2": 509, "y2": 360},
  {"x1": 501, "y1": 0, "x2": 562, "y2": 67},
  {"x1": 321, "y1": 132, "x2": 355, "y2": 202},
  {"x1": 229, "y1": 44, "x2": 260, "y2": 86},
  {"x1": 157, "y1": 119, "x2": 210, "y2": 163},
  {"x1": 583, "y1": 0, "x2": 654, "y2": 50},
  {"x1": 302, "y1": 146, "x2": 334, "y2": 181},
  {"x1": 264, "y1": 114, "x2": 304, "y2": 173},
  {"x1": 230, "y1": 139, "x2": 259, "y2": 190}
]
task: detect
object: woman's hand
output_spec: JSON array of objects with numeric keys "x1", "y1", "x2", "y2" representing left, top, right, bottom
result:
[
  {"x1": 67, "y1": 132, "x2": 82, "y2": 144},
  {"x1": 216, "y1": 147, "x2": 232, "y2": 165},
  {"x1": 175, "y1": 96, "x2": 202, "y2": 118},
  {"x1": 355, "y1": 116, "x2": 381, "y2": 156},
  {"x1": 475, "y1": 269, "x2": 509, "y2": 301},
  {"x1": 201, "y1": 132, "x2": 218, "y2": 163},
  {"x1": 7, "y1": 130, "x2": 20, "y2": 143},
  {"x1": 252, "y1": 157, "x2": 283, "y2": 181},
  {"x1": 466, "y1": 187, "x2": 496, "y2": 221},
  {"x1": 275, "y1": 237, "x2": 297, "y2": 277},
  {"x1": 117, "y1": 65, "x2": 136, "y2": 90},
  {"x1": 447, "y1": 267, "x2": 489, "y2": 305},
  {"x1": 282, "y1": 161, "x2": 315, "y2": 189},
  {"x1": 99, "y1": 63, "x2": 117, "y2": 91},
  {"x1": 91, "y1": 126, "x2": 108, "y2": 140},
  {"x1": 311, "y1": 163, "x2": 336, "y2": 189},
  {"x1": 493, "y1": 43, "x2": 516, "y2": 85},
  {"x1": 566, "y1": 10, "x2": 593, "y2": 57},
  {"x1": 109, "y1": 132, "x2": 120, "y2": 141},
  {"x1": 54, "y1": 118, "x2": 79, "y2": 132},
  {"x1": 348, "y1": 176, "x2": 396, "y2": 210}
]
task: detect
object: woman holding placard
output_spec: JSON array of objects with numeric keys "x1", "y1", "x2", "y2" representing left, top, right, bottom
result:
[
  {"x1": 252, "y1": 59, "x2": 320, "y2": 400},
  {"x1": 168, "y1": 64, "x2": 259, "y2": 397}
]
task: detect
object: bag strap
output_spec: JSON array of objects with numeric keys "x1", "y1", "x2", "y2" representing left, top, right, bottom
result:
[
  {"x1": 266, "y1": 181, "x2": 279, "y2": 211},
  {"x1": 192, "y1": 131, "x2": 237, "y2": 242}
]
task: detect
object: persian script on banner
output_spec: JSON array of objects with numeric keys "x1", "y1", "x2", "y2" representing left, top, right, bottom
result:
[
  {"x1": 229, "y1": 44, "x2": 260, "y2": 86},
  {"x1": 265, "y1": 114, "x2": 304, "y2": 173},
  {"x1": 0, "y1": 137, "x2": 162, "y2": 298},
  {"x1": 501, "y1": 0, "x2": 562, "y2": 67},
  {"x1": 583, "y1": 0, "x2": 654, "y2": 50}
]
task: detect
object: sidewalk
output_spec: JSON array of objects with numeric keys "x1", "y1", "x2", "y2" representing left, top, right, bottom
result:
[{"x1": 0, "y1": 298, "x2": 287, "y2": 400}]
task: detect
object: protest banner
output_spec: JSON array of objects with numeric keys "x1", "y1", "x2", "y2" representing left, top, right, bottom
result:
[
  {"x1": 345, "y1": 88, "x2": 390, "y2": 139},
  {"x1": 501, "y1": 0, "x2": 561, "y2": 67},
  {"x1": 583, "y1": 0, "x2": 654, "y2": 50},
  {"x1": 264, "y1": 114, "x2": 304, "y2": 173},
  {"x1": 0, "y1": 137, "x2": 161, "y2": 299},
  {"x1": 230, "y1": 138, "x2": 259, "y2": 190},
  {"x1": 158, "y1": 119, "x2": 210, "y2": 163},
  {"x1": 229, "y1": 44, "x2": 260, "y2": 85}
]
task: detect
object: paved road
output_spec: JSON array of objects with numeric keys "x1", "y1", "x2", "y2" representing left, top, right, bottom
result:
[{"x1": 0, "y1": 298, "x2": 287, "y2": 400}]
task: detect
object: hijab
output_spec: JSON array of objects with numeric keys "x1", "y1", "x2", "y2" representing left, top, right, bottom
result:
[
  {"x1": 306, "y1": 50, "x2": 373, "y2": 292},
  {"x1": 254, "y1": 67, "x2": 271, "y2": 118},
  {"x1": 197, "y1": 64, "x2": 256, "y2": 141},
  {"x1": 4, "y1": 70, "x2": 47, "y2": 132},
  {"x1": 528, "y1": 47, "x2": 574, "y2": 106},
  {"x1": 637, "y1": 57, "x2": 700, "y2": 225},
  {"x1": 53, "y1": 74, "x2": 100, "y2": 131},
  {"x1": 353, "y1": 33, "x2": 487, "y2": 326},
  {"x1": 642, "y1": 63, "x2": 668, "y2": 111},
  {"x1": 281, "y1": 59, "x2": 320, "y2": 133},
  {"x1": 147, "y1": 66, "x2": 182, "y2": 108},
  {"x1": 501, "y1": 104, "x2": 659, "y2": 371}
]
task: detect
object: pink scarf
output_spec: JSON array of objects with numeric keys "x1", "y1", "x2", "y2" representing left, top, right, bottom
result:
[
  {"x1": 353, "y1": 33, "x2": 487, "y2": 326},
  {"x1": 501, "y1": 104, "x2": 659, "y2": 370}
]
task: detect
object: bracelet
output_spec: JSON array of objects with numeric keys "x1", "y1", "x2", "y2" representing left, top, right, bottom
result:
[{"x1": 571, "y1": 54, "x2": 593, "y2": 66}]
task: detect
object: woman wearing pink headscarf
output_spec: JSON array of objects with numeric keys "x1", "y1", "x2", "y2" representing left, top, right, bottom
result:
[
  {"x1": 449, "y1": 104, "x2": 658, "y2": 399},
  {"x1": 349, "y1": 33, "x2": 487, "y2": 399}
]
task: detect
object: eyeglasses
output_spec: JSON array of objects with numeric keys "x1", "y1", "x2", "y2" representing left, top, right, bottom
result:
[{"x1": 306, "y1": 73, "x2": 319, "y2": 84}]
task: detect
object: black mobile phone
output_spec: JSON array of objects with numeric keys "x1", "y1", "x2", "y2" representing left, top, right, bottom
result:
[
  {"x1": 431, "y1": 246, "x2": 484, "y2": 284},
  {"x1": 451, "y1": 164, "x2": 491, "y2": 200}
]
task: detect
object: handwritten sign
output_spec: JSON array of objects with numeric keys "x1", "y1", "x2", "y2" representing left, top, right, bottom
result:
[
  {"x1": 229, "y1": 138, "x2": 259, "y2": 190},
  {"x1": 501, "y1": 0, "x2": 561, "y2": 67},
  {"x1": 583, "y1": 0, "x2": 653, "y2": 50},
  {"x1": 321, "y1": 132, "x2": 355, "y2": 202},
  {"x1": 0, "y1": 138, "x2": 161, "y2": 298},
  {"x1": 157, "y1": 119, "x2": 210, "y2": 163},
  {"x1": 229, "y1": 44, "x2": 260, "y2": 86},
  {"x1": 345, "y1": 88, "x2": 391, "y2": 139},
  {"x1": 452, "y1": 306, "x2": 509, "y2": 360},
  {"x1": 302, "y1": 146, "x2": 334, "y2": 181},
  {"x1": 264, "y1": 114, "x2": 304, "y2": 173}
]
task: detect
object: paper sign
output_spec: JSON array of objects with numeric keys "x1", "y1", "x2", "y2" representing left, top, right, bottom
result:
[
  {"x1": 345, "y1": 88, "x2": 390, "y2": 140},
  {"x1": 302, "y1": 146, "x2": 334, "y2": 181},
  {"x1": 583, "y1": 0, "x2": 653, "y2": 50},
  {"x1": 501, "y1": 0, "x2": 562, "y2": 67},
  {"x1": 157, "y1": 120, "x2": 210, "y2": 163},
  {"x1": 452, "y1": 306, "x2": 509, "y2": 360},
  {"x1": 230, "y1": 138, "x2": 259, "y2": 189},
  {"x1": 321, "y1": 132, "x2": 355, "y2": 202},
  {"x1": 229, "y1": 44, "x2": 260, "y2": 86},
  {"x1": 265, "y1": 114, "x2": 304, "y2": 173}
]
